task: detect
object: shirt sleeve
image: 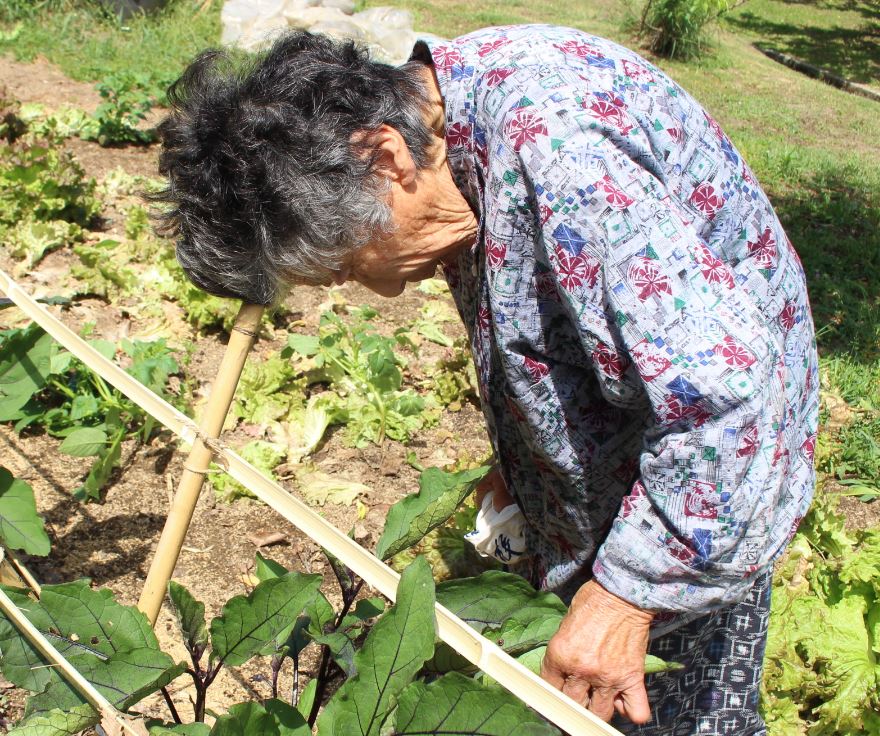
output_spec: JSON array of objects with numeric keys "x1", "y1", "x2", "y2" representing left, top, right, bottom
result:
[{"x1": 482, "y1": 86, "x2": 795, "y2": 614}]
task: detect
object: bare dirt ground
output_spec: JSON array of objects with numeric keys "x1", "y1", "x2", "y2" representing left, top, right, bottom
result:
[{"x1": 0, "y1": 55, "x2": 491, "y2": 729}]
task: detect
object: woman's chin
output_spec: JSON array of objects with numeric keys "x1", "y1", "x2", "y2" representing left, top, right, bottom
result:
[{"x1": 366, "y1": 280, "x2": 407, "y2": 298}]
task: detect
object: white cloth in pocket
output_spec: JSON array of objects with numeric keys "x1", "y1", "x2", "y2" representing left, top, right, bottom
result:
[{"x1": 464, "y1": 490, "x2": 527, "y2": 563}]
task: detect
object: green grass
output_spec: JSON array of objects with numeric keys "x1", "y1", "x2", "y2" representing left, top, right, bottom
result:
[
  {"x1": 372, "y1": 0, "x2": 622, "y2": 41},
  {"x1": 726, "y1": 0, "x2": 879, "y2": 86},
  {"x1": 0, "y1": 0, "x2": 222, "y2": 102}
]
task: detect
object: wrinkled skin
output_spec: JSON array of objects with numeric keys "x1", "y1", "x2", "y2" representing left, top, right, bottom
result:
[
  {"x1": 541, "y1": 580, "x2": 654, "y2": 724},
  {"x1": 476, "y1": 468, "x2": 654, "y2": 724}
]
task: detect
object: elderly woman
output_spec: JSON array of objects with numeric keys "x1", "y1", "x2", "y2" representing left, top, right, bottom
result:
[{"x1": 156, "y1": 25, "x2": 818, "y2": 735}]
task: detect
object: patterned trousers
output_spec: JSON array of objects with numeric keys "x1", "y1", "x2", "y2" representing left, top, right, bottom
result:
[{"x1": 612, "y1": 572, "x2": 772, "y2": 736}]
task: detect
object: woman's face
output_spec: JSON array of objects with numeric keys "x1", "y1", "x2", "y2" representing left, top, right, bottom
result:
[
  {"x1": 332, "y1": 113, "x2": 478, "y2": 297},
  {"x1": 335, "y1": 151, "x2": 478, "y2": 297},
  {"x1": 339, "y1": 231, "x2": 464, "y2": 297}
]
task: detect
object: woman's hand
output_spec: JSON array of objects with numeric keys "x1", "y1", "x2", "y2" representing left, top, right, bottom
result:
[
  {"x1": 474, "y1": 466, "x2": 516, "y2": 511},
  {"x1": 541, "y1": 580, "x2": 654, "y2": 724}
]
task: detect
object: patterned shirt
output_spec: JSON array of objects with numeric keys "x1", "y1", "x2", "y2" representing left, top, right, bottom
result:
[{"x1": 415, "y1": 25, "x2": 819, "y2": 618}]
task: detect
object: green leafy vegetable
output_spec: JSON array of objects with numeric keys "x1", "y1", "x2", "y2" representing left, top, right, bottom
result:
[
  {"x1": 210, "y1": 573, "x2": 322, "y2": 667},
  {"x1": 58, "y1": 427, "x2": 107, "y2": 457},
  {"x1": 763, "y1": 491, "x2": 880, "y2": 734},
  {"x1": 0, "y1": 325, "x2": 185, "y2": 501},
  {"x1": 168, "y1": 581, "x2": 209, "y2": 657},
  {"x1": 0, "y1": 325, "x2": 54, "y2": 420},
  {"x1": 381, "y1": 672, "x2": 560, "y2": 736},
  {"x1": 283, "y1": 309, "x2": 438, "y2": 448},
  {"x1": 211, "y1": 441, "x2": 286, "y2": 502},
  {"x1": 0, "y1": 581, "x2": 183, "y2": 729},
  {"x1": 7, "y1": 704, "x2": 96, "y2": 736},
  {"x1": 210, "y1": 700, "x2": 309, "y2": 736},
  {"x1": 0, "y1": 467, "x2": 50, "y2": 556}
]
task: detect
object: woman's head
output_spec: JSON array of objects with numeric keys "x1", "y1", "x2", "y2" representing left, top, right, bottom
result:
[{"x1": 153, "y1": 31, "x2": 434, "y2": 304}]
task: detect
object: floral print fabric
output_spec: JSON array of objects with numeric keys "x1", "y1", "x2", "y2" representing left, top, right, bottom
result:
[{"x1": 417, "y1": 25, "x2": 819, "y2": 618}]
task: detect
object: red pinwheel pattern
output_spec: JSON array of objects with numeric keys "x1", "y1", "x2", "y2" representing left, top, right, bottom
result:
[
  {"x1": 485, "y1": 67, "x2": 515, "y2": 87},
  {"x1": 695, "y1": 242, "x2": 734, "y2": 289},
  {"x1": 747, "y1": 227, "x2": 778, "y2": 269},
  {"x1": 628, "y1": 257, "x2": 673, "y2": 300},
  {"x1": 690, "y1": 183, "x2": 724, "y2": 219},
  {"x1": 718, "y1": 335, "x2": 756, "y2": 369},
  {"x1": 485, "y1": 237, "x2": 507, "y2": 269},
  {"x1": 506, "y1": 110, "x2": 548, "y2": 152},
  {"x1": 477, "y1": 38, "x2": 510, "y2": 56},
  {"x1": 598, "y1": 175, "x2": 634, "y2": 209},
  {"x1": 593, "y1": 341, "x2": 629, "y2": 380},
  {"x1": 555, "y1": 247, "x2": 600, "y2": 290},
  {"x1": 446, "y1": 122, "x2": 471, "y2": 148}
]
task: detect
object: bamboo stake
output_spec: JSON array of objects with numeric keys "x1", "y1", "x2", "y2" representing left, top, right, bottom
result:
[
  {"x1": 0, "y1": 547, "x2": 41, "y2": 595},
  {"x1": 0, "y1": 585, "x2": 149, "y2": 736},
  {"x1": 137, "y1": 302, "x2": 264, "y2": 625},
  {"x1": 0, "y1": 270, "x2": 622, "y2": 736}
]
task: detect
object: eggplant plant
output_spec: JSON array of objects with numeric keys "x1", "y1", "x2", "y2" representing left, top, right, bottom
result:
[{"x1": 0, "y1": 467, "x2": 571, "y2": 735}]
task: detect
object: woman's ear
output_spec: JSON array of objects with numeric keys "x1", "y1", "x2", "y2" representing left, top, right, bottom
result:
[{"x1": 366, "y1": 124, "x2": 418, "y2": 187}]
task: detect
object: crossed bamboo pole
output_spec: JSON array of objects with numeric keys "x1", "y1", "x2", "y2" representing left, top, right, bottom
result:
[
  {"x1": 137, "y1": 303, "x2": 264, "y2": 624},
  {"x1": 0, "y1": 269, "x2": 623, "y2": 736}
]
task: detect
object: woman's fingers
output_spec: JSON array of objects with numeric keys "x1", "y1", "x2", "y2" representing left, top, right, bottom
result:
[
  {"x1": 474, "y1": 467, "x2": 503, "y2": 508},
  {"x1": 587, "y1": 686, "x2": 616, "y2": 722},
  {"x1": 617, "y1": 680, "x2": 652, "y2": 725},
  {"x1": 539, "y1": 654, "x2": 566, "y2": 690},
  {"x1": 561, "y1": 676, "x2": 590, "y2": 707},
  {"x1": 474, "y1": 467, "x2": 516, "y2": 511},
  {"x1": 539, "y1": 580, "x2": 655, "y2": 724}
]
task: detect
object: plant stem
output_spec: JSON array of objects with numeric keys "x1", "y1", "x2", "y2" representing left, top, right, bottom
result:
[
  {"x1": 271, "y1": 654, "x2": 283, "y2": 700},
  {"x1": 194, "y1": 684, "x2": 206, "y2": 723},
  {"x1": 292, "y1": 652, "x2": 300, "y2": 708},
  {"x1": 307, "y1": 577, "x2": 364, "y2": 726},
  {"x1": 160, "y1": 686, "x2": 181, "y2": 724},
  {"x1": 48, "y1": 378, "x2": 77, "y2": 399},
  {"x1": 307, "y1": 643, "x2": 333, "y2": 727}
]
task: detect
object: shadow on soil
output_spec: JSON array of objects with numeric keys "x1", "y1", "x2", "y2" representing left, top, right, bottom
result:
[
  {"x1": 769, "y1": 165, "x2": 880, "y2": 363},
  {"x1": 28, "y1": 495, "x2": 165, "y2": 587},
  {"x1": 729, "y1": 4, "x2": 879, "y2": 84}
]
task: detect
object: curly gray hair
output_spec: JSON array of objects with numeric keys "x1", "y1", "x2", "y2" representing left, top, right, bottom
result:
[{"x1": 152, "y1": 30, "x2": 433, "y2": 305}]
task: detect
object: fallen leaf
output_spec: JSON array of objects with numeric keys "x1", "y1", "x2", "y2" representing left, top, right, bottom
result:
[
  {"x1": 296, "y1": 468, "x2": 369, "y2": 507},
  {"x1": 248, "y1": 531, "x2": 288, "y2": 548}
]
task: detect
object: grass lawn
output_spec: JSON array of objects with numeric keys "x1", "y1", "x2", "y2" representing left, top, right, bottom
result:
[
  {"x1": 727, "y1": 0, "x2": 879, "y2": 86},
  {"x1": 0, "y1": 0, "x2": 222, "y2": 102}
]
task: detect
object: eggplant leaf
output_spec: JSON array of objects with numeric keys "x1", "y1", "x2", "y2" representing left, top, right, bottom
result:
[
  {"x1": 7, "y1": 704, "x2": 97, "y2": 736},
  {"x1": 0, "y1": 467, "x2": 50, "y2": 556},
  {"x1": 210, "y1": 700, "x2": 309, "y2": 736},
  {"x1": 168, "y1": 581, "x2": 208, "y2": 656},
  {"x1": 210, "y1": 573, "x2": 322, "y2": 667},
  {"x1": 0, "y1": 581, "x2": 183, "y2": 729},
  {"x1": 316, "y1": 557, "x2": 436, "y2": 736},
  {"x1": 376, "y1": 466, "x2": 491, "y2": 560},
  {"x1": 380, "y1": 672, "x2": 559, "y2": 736}
]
